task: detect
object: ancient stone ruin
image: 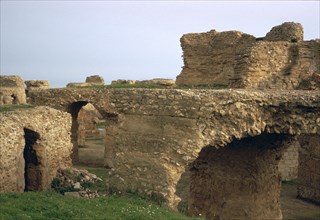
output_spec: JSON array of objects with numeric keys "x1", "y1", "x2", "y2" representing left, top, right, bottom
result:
[
  {"x1": 0, "y1": 22, "x2": 319, "y2": 220},
  {"x1": 66, "y1": 75, "x2": 105, "y2": 88},
  {"x1": 28, "y1": 87, "x2": 320, "y2": 220},
  {"x1": 176, "y1": 22, "x2": 320, "y2": 90},
  {"x1": 0, "y1": 75, "x2": 27, "y2": 105},
  {"x1": 0, "y1": 107, "x2": 72, "y2": 192},
  {"x1": 25, "y1": 80, "x2": 50, "y2": 91}
]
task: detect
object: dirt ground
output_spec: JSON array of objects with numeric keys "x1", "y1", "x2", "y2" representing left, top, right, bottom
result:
[{"x1": 281, "y1": 181, "x2": 320, "y2": 220}]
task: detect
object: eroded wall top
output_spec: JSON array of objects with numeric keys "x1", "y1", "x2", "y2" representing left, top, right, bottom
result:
[{"x1": 176, "y1": 22, "x2": 319, "y2": 90}]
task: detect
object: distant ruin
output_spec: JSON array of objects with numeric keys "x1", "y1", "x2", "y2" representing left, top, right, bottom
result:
[
  {"x1": 176, "y1": 22, "x2": 320, "y2": 90},
  {"x1": 0, "y1": 75, "x2": 27, "y2": 105}
]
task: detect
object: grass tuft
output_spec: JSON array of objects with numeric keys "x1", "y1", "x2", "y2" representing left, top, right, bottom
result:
[{"x1": 0, "y1": 104, "x2": 34, "y2": 113}]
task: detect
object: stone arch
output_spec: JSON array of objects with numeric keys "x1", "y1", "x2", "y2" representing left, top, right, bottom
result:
[
  {"x1": 23, "y1": 128, "x2": 45, "y2": 191},
  {"x1": 67, "y1": 101, "x2": 119, "y2": 165},
  {"x1": 188, "y1": 132, "x2": 294, "y2": 220},
  {"x1": 67, "y1": 101, "x2": 90, "y2": 163}
]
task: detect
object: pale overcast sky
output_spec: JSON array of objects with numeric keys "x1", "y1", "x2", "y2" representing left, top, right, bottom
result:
[{"x1": 1, "y1": 1, "x2": 319, "y2": 88}]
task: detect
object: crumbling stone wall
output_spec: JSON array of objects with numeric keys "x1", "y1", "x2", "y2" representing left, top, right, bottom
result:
[
  {"x1": 0, "y1": 106, "x2": 73, "y2": 192},
  {"x1": 176, "y1": 30, "x2": 255, "y2": 86},
  {"x1": 0, "y1": 75, "x2": 27, "y2": 105},
  {"x1": 66, "y1": 75, "x2": 105, "y2": 88},
  {"x1": 28, "y1": 88, "x2": 320, "y2": 217},
  {"x1": 297, "y1": 134, "x2": 320, "y2": 204},
  {"x1": 176, "y1": 22, "x2": 320, "y2": 90},
  {"x1": 25, "y1": 80, "x2": 50, "y2": 91}
]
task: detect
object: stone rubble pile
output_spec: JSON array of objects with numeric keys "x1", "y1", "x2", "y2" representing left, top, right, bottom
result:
[{"x1": 54, "y1": 167, "x2": 103, "y2": 199}]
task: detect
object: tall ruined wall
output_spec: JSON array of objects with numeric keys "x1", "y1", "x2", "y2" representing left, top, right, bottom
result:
[
  {"x1": 232, "y1": 40, "x2": 320, "y2": 89},
  {"x1": 0, "y1": 107, "x2": 73, "y2": 192},
  {"x1": 28, "y1": 88, "x2": 320, "y2": 213},
  {"x1": 176, "y1": 22, "x2": 320, "y2": 90},
  {"x1": 176, "y1": 30, "x2": 255, "y2": 86}
]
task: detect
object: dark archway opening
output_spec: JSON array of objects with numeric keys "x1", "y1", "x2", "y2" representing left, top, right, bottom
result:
[
  {"x1": 23, "y1": 128, "x2": 42, "y2": 191},
  {"x1": 188, "y1": 133, "x2": 291, "y2": 220},
  {"x1": 67, "y1": 101, "x2": 89, "y2": 163}
]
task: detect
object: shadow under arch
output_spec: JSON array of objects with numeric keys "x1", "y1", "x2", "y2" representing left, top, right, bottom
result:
[
  {"x1": 67, "y1": 101, "x2": 89, "y2": 163},
  {"x1": 23, "y1": 128, "x2": 45, "y2": 191},
  {"x1": 183, "y1": 132, "x2": 294, "y2": 220}
]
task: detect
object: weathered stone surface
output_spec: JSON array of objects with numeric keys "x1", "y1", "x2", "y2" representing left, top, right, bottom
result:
[
  {"x1": 25, "y1": 80, "x2": 50, "y2": 91},
  {"x1": 85, "y1": 75, "x2": 104, "y2": 85},
  {"x1": 137, "y1": 78, "x2": 176, "y2": 87},
  {"x1": 176, "y1": 30, "x2": 255, "y2": 86},
  {"x1": 279, "y1": 140, "x2": 300, "y2": 181},
  {"x1": 66, "y1": 82, "x2": 91, "y2": 88},
  {"x1": 111, "y1": 79, "x2": 136, "y2": 85},
  {"x1": 28, "y1": 88, "x2": 320, "y2": 215},
  {"x1": 189, "y1": 134, "x2": 293, "y2": 220},
  {"x1": 0, "y1": 75, "x2": 26, "y2": 105},
  {"x1": 176, "y1": 22, "x2": 319, "y2": 90},
  {"x1": 265, "y1": 22, "x2": 304, "y2": 42},
  {"x1": 297, "y1": 134, "x2": 320, "y2": 204},
  {"x1": 0, "y1": 106, "x2": 73, "y2": 192},
  {"x1": 232, "y1": 40, "x2": 320, "y2": 89}
]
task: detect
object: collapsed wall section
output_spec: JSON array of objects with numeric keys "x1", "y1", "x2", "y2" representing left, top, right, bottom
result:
[{"x1": 0, "y1": 107, "x2": 73, "y2": 192}]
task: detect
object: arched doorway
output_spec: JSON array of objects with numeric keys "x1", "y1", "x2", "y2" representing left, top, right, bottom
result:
[
  {"x1": 23, "y1": 128, "x2": 43, "y2": 191},
  {"x1": 188, "y1": 133, "x2": 292, "y2": 220},
  {"x1": 67, "y1": 101, "x2": 106, "y2": 165}
]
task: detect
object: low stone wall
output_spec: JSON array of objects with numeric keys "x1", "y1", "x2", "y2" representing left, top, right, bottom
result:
[
  {"x1": 0, "y1": 106, "x2": 73, "y2": 192},
  {"x1": 297, "y1": 134, "x2": 320, "y2": 204}
]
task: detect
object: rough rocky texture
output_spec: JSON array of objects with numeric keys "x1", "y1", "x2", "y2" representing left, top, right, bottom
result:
[
  {"x1": 297, "y1": 134, "x2": 320, "y2": 204},
  {"x1": 136, "y1": 78, "x2": 176, "y2": 87},
  {"x1": 232, "y1": 40, "x2": 320, "y2": 89},
  {"x1": 176, "y1": 22, "x2": 319, "y2": 90},
  {"x1": 111, "y1": 78, "x2": 176, "y2": 87},
  {"x1": 77, "y1": 103, "x2": 102, "y2": 147},
  {"x1": 189, "y1": 134, "x2": 293, "y2": 220},
  {"x1": 279, "y1": 140, "x2": 300, "y2": 181},
  {"x1": 0, "y1": 106, "x2": 73, "y2": 192},
  {"x1": 111, "y1": 79, "x2": 136, "y2": 85},
  {"x1": 85, "y1": 75, "x2": 104, "y2": 85},
  {"x1": 28, "y1": 88, "x2": 320, "y2": 217},
  {"x1": 176, "y1": 30, "x2": 255, "y2": 86},
  {"x1": 264, "y1": 22, "x2": 304, "y2": 42},
  {"x1": 66, "y1": 82, "x2": 91, "y2": 88},
  {"x1": 0, "y1": 75, "x2": 27, "y2": 105},
  {"x1": 25, "y1": 80, "x2": 50, "y2": 91}
]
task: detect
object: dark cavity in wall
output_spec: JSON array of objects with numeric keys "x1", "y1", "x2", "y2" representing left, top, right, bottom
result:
[
  {"x1": 23, "y1": 128, "x2": 42, "y2": 191},
  {"x1": 67, "y1": 101, "x2": 89, "y2": 163}
]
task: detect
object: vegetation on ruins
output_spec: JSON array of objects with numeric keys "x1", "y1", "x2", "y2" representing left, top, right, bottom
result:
[
  {"x1": 0, "y1": 192, "x2": 202, "y2": 220},
  {"x1": 72, "y1": 83, "x2": 228, "y2": 90},
  {"x1": 0, "y1": 104, "x2": 34, "y2": 113},
  {"x1": 1, "y1": 166, "x2": 201, "y2": 220}
]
